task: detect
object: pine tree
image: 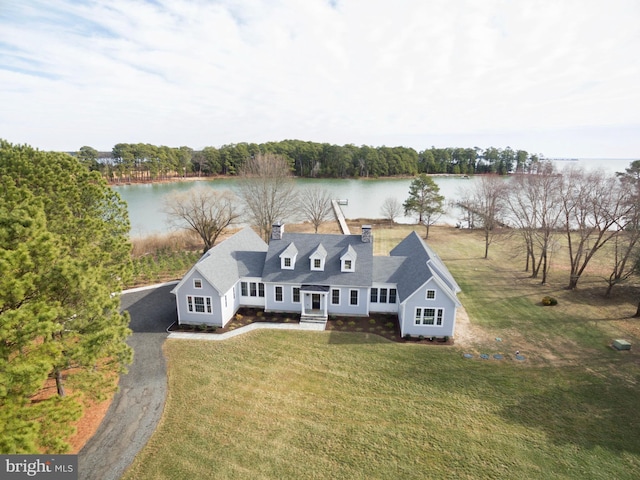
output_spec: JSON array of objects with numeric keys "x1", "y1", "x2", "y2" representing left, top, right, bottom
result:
[
  {"x1": 403, "y1": 174, "x2": 445, "y2": 239},
  {"x1": 0, "y1": 140, "x2": 132, "y2": 453}
]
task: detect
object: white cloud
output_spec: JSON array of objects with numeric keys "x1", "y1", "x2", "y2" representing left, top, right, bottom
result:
[{"x1": 0, "y1": 0, "x2": 638, "y2": 157}]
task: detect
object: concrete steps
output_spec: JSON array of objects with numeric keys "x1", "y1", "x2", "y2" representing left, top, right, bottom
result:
[{"x1": 300, "y1": 315, "x2": 328, "y2": 327}]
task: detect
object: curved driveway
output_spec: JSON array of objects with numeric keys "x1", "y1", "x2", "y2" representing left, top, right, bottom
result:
[{"x1": 78, "y1": 283, "x2": 177, "y2": 480}]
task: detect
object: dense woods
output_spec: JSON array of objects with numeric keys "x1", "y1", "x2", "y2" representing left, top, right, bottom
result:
[{"x1": 76, "y1": 140, "x2": 544, "y2": 182}]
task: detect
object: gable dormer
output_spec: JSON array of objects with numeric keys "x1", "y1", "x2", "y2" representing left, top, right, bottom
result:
[
  {"x1": 310, "y1": 243, "x2": 327, "y2": 271},
  {"x1": 340, "y1": 244, "x2": 357, "y2": 272},
  {"x1": 279, "y1": 242, "x2": 298, "y2": 270}
]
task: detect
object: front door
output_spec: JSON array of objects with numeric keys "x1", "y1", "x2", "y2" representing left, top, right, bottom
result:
[{"x1": 312, "y1": 294, "x2": 321, "y2": 310}]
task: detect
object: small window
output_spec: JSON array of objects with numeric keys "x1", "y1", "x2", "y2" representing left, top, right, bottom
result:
[
  {"x1": 437, "y1": 309, "x2": 443, "y2": 326},
  {"x1": 259, "y1": 283, "x2": 265, "y2": 297},
  {"x1": 415, "y1": 308, "x2": 422, "y2": 325},
  {"x1": 389, "y1": 288, "x2": 397, "y2": 303},
  {"x1": 370, "y1": 288, "x2": 378, "y2": 303},
  {"x1": 284, "y1": 257, "x2": 291, "y2": 267},
  {"x1": 380, "y1": 288, "x2": 387, "y2": 303},
  {"x1": 241, "y1": 282, "x2": 248, "y2": 296},
  {"x1": 350, "y1": 289, "x2": 358, "y2": 306},
  {"x1": 331, "y1": 289, "x2": 340, "y2": 305},
  {"x1": 314, "y1": 258, "x2": 321, "y2": 269},
  {"x1": 426, "y1": 289, "x2": 436, "y2": 300},
  {"x1": 250, "y1": 282, "x2": 257, "y2": 297},
  {"x1": 293, "y1": 287, "x2": 300, "y2": 303},
  {"x1": 275, "y1": 286, "x2": 283, "y2": 302},
  {"x1": 193, "y1": 279, "x2": 202, "y2": 289},
  {"x1": 345, "y1": 259, "x2": 352, "y2": 270}
]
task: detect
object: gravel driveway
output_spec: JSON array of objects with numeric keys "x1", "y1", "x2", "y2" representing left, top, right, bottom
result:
[{"x1": 78, "y1": 283, "x2": 177, "y2": 480}]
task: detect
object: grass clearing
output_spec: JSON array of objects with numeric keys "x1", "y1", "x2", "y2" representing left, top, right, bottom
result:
[{"x1": 122, "y1": 225, "x2": 640, "y2": 479}]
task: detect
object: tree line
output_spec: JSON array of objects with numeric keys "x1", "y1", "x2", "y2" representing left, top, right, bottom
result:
[
  {"x1": 455, "y1": 161, "x2": 640, "y2": 299},
  {"x1": 76, "y1": 140, "x2": 546, "y2": 183}
]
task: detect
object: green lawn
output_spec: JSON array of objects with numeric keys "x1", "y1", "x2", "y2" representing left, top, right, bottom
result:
[{"x1": 122, "y1": 226, "x2": 640, "y2": 479}]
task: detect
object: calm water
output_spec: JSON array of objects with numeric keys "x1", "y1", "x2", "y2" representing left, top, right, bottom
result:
[{"x1": 115, "y1": 158, "x2": 635, "y2": 236}]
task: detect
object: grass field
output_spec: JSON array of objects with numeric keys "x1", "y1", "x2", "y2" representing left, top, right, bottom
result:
[{"x1": 122, "y1": 225, "x2": 640, "y2": 479}]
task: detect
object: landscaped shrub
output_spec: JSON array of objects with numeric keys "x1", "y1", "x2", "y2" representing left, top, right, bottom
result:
[
  {"x1": 403, "y1": 334, "x2": 412, "y2": 340},
  {"x1": 369, "y1": 318, "x2": 377, "y2": 325},
  {"x1": 256, "y1": 311, "x2": 263, "y2": 317},
  {"x1": 336, "y1": 319, "x2": 344, "y2": 326},
  {"x1": 348, "y1": 320, "x2": 356, "y2": 327},
  {"x1": 385, "y1": 322, "x2": 395, "y2": 329},
  {"x1": 541, "y1": 296, "x2": 558, "y2": 306},
  {"x1": 235, "y1": 313, "x2": 243, "y2": 320},
  {"x1": 197, "y1": 324, "x2": 207, "y2": 331},
  {"x1": 418, "y1": 335, "x2": 425, "y2": 341}
]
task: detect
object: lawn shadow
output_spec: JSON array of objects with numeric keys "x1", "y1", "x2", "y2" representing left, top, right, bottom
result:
[
  {"x1": 500, "y1": 379, "x2": 640, "y2": 455},
  {"x1": 326, "y1": 330, "x2": 394, "y2": 345}
]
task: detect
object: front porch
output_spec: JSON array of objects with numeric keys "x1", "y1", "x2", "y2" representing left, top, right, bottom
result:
[{"x1": 300, "y1": 285, "x2": 329, "y2": 325}]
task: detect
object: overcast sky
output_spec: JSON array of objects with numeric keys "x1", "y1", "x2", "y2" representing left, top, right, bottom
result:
[{"x1": 1, "y1": 0, "x2": 638, "y2": 158}]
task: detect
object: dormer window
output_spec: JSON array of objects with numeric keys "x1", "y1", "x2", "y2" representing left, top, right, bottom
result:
[
  {"x1": 310, "y1": 243, "x2": 327, "y2": 271},
  {"x1": 279, "y1": 242, "x2": 298, "y2": 270},
  {"x1": 340, "y1": 245, "x2": 357, "y2": 272}
]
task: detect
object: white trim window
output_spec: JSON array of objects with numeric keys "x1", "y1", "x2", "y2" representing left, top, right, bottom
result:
[
  {"x1": 426, "y1": 289, "x2": 436, "y2": 300},
  {"x1": 371, "y1": 287, "x2": 397, "y2": 304},
  {"x1": 389, "y1": 288, "x2": 397, "y2": 303},
  {"x1": 292, "y1": 287, "x2": 301, "y2": 303},
  {"x1": 275, "y1": 286, "x2": 284, "y2": 302},
  {"x1": 414, "y1": 307, "x2": 444, "y2": 326},
  {"x1": 241, "y1": 281, "x2": 265, "y2": 298},
  {"x1": 331, "y1": 289, "x2": 340, "y2": 305},
  {"x1": 187, "y1": 295, "x2": 212, "y2": 314},
  {"x1": 193, "y1": 278, "x2": 203, "y2": 289},
  {"x1": 349, "y1": 289, "x2": 359, "y2": 306}
]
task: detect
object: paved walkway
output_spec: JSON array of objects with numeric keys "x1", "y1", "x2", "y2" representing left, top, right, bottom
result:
[{"x1": 168, "y1": 320, "x2": 326, "y2": 341}]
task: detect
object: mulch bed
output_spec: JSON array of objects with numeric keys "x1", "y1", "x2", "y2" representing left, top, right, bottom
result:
[{"x1": 169, "y1": 308, "x2": 453, "y2": 345}]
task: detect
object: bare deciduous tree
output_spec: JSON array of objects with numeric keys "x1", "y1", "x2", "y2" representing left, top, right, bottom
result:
[
  {"x1": 458, "y1": 175, "x2": 509, "y2": 258},
  {"x1": 506, "y1": 162, "x2": 563, "y2": 284},
  {"x1": 164, "y1": 187, "x2": 241, "y2": 254},
  {"x1": 238, "y1": 153, "x2": 299, "y2": 241},
  {"x1": 299, "y1": 186, "x2": 333, "y2": 233},
  {"x1": 560, "y1": 167, "x2": 633, "y2": 290},
  {"x1": 380, "y1": 197, "x2": 403, "y2": 224}
]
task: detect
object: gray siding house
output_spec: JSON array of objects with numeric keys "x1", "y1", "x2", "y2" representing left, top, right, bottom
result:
[{"x1": 171, "y1": 224, "x2": 461, "y2": 338}]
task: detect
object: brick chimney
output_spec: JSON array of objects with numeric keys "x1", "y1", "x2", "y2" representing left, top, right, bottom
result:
[
  {"x1": 271, "y1": 222, "x2": 284, "y2": 240},
  {"x1": 361, "y1": 225, "x2": 371, "y2": 243}
]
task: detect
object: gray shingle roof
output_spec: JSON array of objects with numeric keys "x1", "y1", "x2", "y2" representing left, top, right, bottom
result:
[
  {"x1": 191, "y1": 227, "x2": 268, "y2": 293},
  {"x1": 262, "y1": 233, "x2": 373, "y2": 286},
  {"x1": 385, "y1": 231, "x2": 460, "y2": 303}
]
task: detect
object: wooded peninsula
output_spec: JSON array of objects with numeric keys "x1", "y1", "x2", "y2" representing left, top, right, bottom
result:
[{"x1": 75, "y1": 140, "x2": 545, "y2": 183}]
